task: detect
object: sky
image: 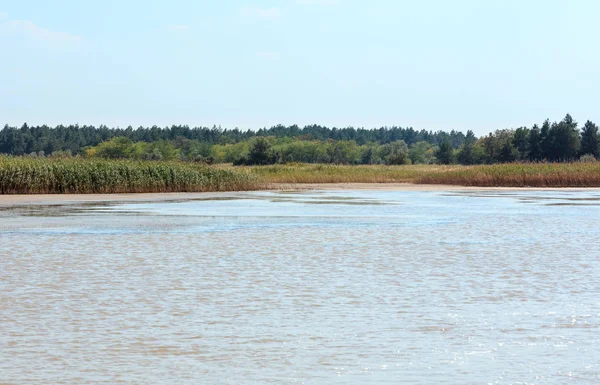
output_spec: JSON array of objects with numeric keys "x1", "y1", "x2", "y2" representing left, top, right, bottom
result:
[{"x1": 0, "y1": 0, "x2": 599, "y2": 135}]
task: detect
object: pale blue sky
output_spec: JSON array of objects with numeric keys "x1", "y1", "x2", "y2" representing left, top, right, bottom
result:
[{"x1": 1, "y1": 0, "x2": 598, "y2": 135}]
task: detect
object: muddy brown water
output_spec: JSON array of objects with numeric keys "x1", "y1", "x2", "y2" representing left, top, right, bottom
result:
[{"x1": 1, "y1": 189, "x2": 600, "y2": 384}]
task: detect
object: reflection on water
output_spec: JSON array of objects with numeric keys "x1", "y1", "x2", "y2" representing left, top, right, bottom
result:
[{"x1": 1, "y1": 189, "x2": 600, "y2": 384}]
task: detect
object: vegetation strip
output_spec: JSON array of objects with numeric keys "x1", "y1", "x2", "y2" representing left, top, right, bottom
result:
[
  {"x1": 3, "y1": 159, "x2": 600, "y2": 194},
  {"x1": 242, "y1": 163, "x2": 600, "y2": 187},
  {"x1": 2, "y1": 114, "x2": 598, "y2": 165},
  {"x1": 0, "y1": 157, "x2": 258, "y2": 194}
]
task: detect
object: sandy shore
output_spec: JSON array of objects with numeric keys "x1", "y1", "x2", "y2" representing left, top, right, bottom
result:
[
  {"x1": 0, "y1": 192, "x2": 234, "y2": 206},
  {"x1": 2, "y1": 183, "x2": 600, "y2": 206}
]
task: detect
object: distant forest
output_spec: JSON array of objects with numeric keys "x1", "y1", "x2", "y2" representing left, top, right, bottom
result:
[{"x1": 1, "y1": 114, "x2": 598, "y2": 165}]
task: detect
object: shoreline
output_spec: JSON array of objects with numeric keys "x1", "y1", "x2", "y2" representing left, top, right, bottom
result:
[
  {"x1": 2, "y1": 183, "x2": 600, "y2": 205},
  {"x1": 269, "y1": 182, "x2": 600, "y2": 191}
]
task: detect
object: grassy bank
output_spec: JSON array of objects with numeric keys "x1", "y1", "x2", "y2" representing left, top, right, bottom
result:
[
  {"x1": 0, "y1": 156, "x2": 259, "y2": 194},
  {"x1": 416, "y1": 163, "x2": 600, "y2": 187},
  {"x1": 237, "y1": 164, "x2": 445, "y2": 184},
  {"x1": 235, "y1": 162, "x2": 600, "y2": 187},
  {"x1": 2, "y1": 158, "x2": 600, "y2": 194}
]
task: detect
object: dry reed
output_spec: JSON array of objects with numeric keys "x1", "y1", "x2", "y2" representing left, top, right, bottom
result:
[{"x1": 3, "y1": 158, "x2": 600, "y2": 194}]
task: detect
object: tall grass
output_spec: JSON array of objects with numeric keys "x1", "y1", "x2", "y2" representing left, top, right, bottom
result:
[
  {"x1": 0, "y1": 156, "x2": 259, "y2": 194},
  {"x1": 3, "y1": 158, "x2": 600, "y2": 194},
  {"x1": 233, "y1": 162, "x2": 600, "y2": 187},
  {"x1": 234, "y1": 163, "x2": 451, "y2": 184},
  {"x1": 415, "y1": 162, "x2": 600, "y2": 187}
]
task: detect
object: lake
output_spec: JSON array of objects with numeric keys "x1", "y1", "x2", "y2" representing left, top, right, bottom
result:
[{"x1": 1, "y1": 188, "x2": 600, "y2": 384}]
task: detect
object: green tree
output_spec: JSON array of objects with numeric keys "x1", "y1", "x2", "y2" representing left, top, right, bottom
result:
[
  {"x1": 528, "y1": 124, "x2": 542, "y2": 161},
  {"x1": 180, "y1": 140, "x2": 215, "y2": 162},
  {"x1": 457, "y1": 130, "x2": 477, "y2": 164},
  {"x1": 512, "y1": 127, "x2": 529, "y2": 160},
  {"x1": 580, "y1": 120, "x2": 599, "y2": 158},
  {"x1": 145, "y1": 141, "x2": 179, "y2": 161},
  {"x1": 360, "y1": 145, "x2": 376, "y2": 164},
  {"x1": 498, "y1": 140, "x2": 518, "y2": 163},
  {"x1": 435, "y1": 140, "x2": 454, "y2": 164},
  {"x1": 384, "y1": 140, "x2": 410, "y2": 165},
  {"x1": 481, "y1": 129, "x2": 517, "y2": 163},
  {"x1": 218, "y1": 141, "x2": 250, "y2": 163},
  {"x1": 546, "y1": 114, "x2": 580, "y2": 161},
  {"x1": 409, "y1": 141, "x2": 436, "y2": 164},
  {"x1": 540, "y1": 119, "x2": 551, "y2": 160},
  {"x1": 278, "y1": 140, "x2": 328, "y2": 163},
  {"x1": 93, "y1": 137, "x2": 134, "y2": 159},
  {"x1": 247, "y1": 137, "x2": 275, "y2": 165},
  {"x1": 326, "y1": 140, "x2": 360, "y2": 164}
]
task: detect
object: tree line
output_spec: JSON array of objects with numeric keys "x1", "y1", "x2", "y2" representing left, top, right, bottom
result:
[
  {"x1": 1, "y1": 114, "x2": 598, "y2": 165},
  {"x1": 452, "y1": 114, "x2": 599, "y2": 165},
  {"x1": 0, "y1": 123, "x2": 465, "y2": 156}
]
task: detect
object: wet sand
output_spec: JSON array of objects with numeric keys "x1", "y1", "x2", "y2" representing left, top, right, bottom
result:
[
  {"x1": 0, "y1": 192, "x2": 214, "y2": 205},
  {"x1": 2, "y1": 183, "x2": 600, "y2": 206}
]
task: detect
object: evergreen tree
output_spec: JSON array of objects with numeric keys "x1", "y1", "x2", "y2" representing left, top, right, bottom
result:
[
  {"x1": 528, "y1": 124, "x2": 542, "y2": 161},
  {"x1": 247, "y1": 137, "x2": 276, "y2": 165},
  {"x1": 457, "y1": 130, "x2": 476, "y2": 164},
  {"x1": 482, "y1": 129, "x2": 515, "y2": 163},
  {"x1": 512, "y1": 127, "x2": 529, "y2": 160},
  {"x1": 540, "y1": 119, "x2": 551, "y2": 160},
  {"x1": 546, "y1": 114, "x2": 580, "y2": 161},
  {"x1": 580, "y1": 120, "x2": 599, "y2": 158},
  {"x1": 435, "y1": 140, "x2": 454, "y2": 164},
  {"x1": 0, "y1": 116, "x2": 597, "y2": 165}
]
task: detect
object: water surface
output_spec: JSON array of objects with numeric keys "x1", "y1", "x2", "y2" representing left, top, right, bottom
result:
[{"x1": 1, "y1": 189, "x2": 600, "y2": 384}]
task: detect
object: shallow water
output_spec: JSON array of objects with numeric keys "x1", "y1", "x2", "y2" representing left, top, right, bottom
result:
[{"x1": 1, "y1": 189, "x2": 600, "y2": 384}]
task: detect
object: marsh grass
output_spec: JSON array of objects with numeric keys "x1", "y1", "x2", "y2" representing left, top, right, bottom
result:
[
  {"x1": 234, "y1": 164, "x2": 450, "y2": 184},
  {"x1": 233, "y1": 162, "x2": 600, "y2": 187},
  {"x1": 416, "y1": 163, "x2": 600, "y2": 187},
  {"x1": 3, "y1": 157, "x2": 600, "y2": 194},
  {"x1": 0, "y1": 156, "x2": 259, "y2": 194}
]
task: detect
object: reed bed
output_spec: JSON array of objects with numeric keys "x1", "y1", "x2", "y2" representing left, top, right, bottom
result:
[
  {"x1": 235, "y1": 162, "x2": 600, "y2": 187},
  {"x1": 416, "y1": 162, "x2": 600, "y2": 187},
  {"x1": 3, "y1": 158, "x2": 600, "y2": 194},
  {"x1": 0, "y1": 156, "x2": 259, "y2": 194},
  {"x1": 235, "y1": 164, "x2": 450, "y2": 184}
]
